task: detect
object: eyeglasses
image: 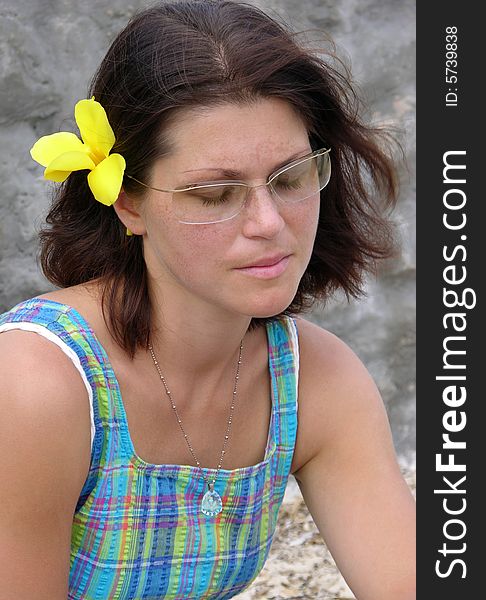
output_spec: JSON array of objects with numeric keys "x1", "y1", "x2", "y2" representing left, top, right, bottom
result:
[{"x1": 125, "y1": 147, "x2": 331, "y2": 225}]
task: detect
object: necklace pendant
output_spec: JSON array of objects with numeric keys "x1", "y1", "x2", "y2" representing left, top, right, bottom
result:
[{"x1": 201, "y1": 482, "x2": 223, "y2": 516}]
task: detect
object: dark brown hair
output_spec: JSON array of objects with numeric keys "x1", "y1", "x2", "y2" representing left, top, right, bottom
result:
[{"x1": 39, "y1": 0, "x2": 399, "y2": 358}]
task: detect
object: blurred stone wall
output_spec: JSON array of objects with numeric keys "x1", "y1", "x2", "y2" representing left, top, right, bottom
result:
[{"x1": 0, "y1": 0, "x2": 415, "y2": 468}]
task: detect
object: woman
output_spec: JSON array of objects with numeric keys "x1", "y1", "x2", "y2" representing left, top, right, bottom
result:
[{"x1": 0, "y1": 1, "x2": 415, "y2": 598}]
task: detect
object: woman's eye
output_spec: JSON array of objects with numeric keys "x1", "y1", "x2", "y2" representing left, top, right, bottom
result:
[
  {"x1": 195, "y1": 187, "x2": 238, "y2": 206},
  {"x1": 275, "y1": 177, "x2": 304, "y2": 190},
  {"x1": 201, "y1": 194, "x2": 229, "y2": 206}
]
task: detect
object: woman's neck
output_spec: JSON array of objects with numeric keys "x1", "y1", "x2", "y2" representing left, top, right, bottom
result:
[{"x1": 147, "y1": 275, "x2": 253, "y2": 379}]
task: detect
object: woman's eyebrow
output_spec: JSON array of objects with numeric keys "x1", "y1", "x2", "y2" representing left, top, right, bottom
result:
[{"x1": 181, "y1": 148, "x2": 310, "y2": 178}]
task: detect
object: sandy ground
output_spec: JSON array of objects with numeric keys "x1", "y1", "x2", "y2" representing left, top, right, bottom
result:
[{"x1": 236, "y1": 470, "x2": 416, "y2": 600}]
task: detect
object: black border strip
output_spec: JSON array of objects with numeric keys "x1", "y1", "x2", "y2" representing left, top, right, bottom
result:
[{"x1": 417, "y1": 2, "x2": 483, "y2": 596}]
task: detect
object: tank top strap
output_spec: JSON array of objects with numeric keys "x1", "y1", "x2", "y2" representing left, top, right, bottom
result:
[{"x1": 264, "y1": 314, "x2": 299, "y2": 468}]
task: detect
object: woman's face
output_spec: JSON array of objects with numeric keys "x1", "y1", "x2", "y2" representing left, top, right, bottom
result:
[{"x1": 138, "y1": 97, "x2": 320, "y2": 319}]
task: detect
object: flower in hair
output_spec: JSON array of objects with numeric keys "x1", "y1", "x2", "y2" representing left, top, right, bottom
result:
[{"x1": 30, "y1": 97, "x2": 126, "y2": 206}]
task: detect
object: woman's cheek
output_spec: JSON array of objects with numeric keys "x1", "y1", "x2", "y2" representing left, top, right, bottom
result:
[{"x1": 165, "y1": 224, "x2": 233, "y2": 276}]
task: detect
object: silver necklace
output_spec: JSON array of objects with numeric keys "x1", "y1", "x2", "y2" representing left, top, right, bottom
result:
[{"x1": 148, "y1": 339, "x2": 244, "y2": 517}]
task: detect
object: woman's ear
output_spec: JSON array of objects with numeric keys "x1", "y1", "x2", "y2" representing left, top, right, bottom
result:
[{"x1": 113, "y1": 190, "x2": 147, "y2": 236}]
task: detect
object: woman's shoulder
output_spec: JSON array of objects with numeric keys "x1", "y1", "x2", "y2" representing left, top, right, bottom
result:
[
  {"x1": 291, "y1": 316, "x2": 385, "y2": 475},
  {"x1": 0, "y1": 322, "x2": 89, "y2": 394},
  {"x1": 294, "y1": 315, "x2": 369, "y2": 377},
  {"x1": 0, "y1": 327, "x2": 92, "y2": 551},
  {"x1": 264, "y1": 313, "x2": 371, "y2": 387},
  {"x1": 0, "y1": 318, "x2": 92, "y2": 479},
  {"x1": 0, "y1": 286, "x2": 102, "y2": 450},
  {"x1": 294, "y1": 315, "x2": 382, "y2": 408},
  {"x1": 0, "y1": 287, "x2": 96, "y2": 411}
]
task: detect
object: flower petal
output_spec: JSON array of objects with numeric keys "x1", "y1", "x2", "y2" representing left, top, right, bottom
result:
[
  {"x1": 42, "y1": 170, "x2": 71, "y2": 183},
  {"x1": 44, "y1": 151, "x2": 96, "y2": 182},
  {"x1": 87, "y1": 153, "x2": 126, "y2": 206},
  {"x1": 30, "y1": 132, "x2": 88, "y2": 167},
  {"x1": 75, "y1": 98, "x2": 115, "y2": 160}
]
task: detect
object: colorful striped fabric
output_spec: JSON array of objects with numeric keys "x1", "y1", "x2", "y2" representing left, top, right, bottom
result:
[{"x1": 0, "y1": 297, "x2": 299, "y2": 599}]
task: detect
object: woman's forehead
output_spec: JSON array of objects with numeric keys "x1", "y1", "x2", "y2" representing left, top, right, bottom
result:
[{"x1": 161, "y1": 98, "x2": 310, "y2": 167}]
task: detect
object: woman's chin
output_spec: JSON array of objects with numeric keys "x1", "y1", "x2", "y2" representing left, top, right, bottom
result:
[{"x1": 240, "y1": 291, "x2": 297, "y2": 319}]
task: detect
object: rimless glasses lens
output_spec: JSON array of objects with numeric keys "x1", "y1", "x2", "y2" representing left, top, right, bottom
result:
[{"x1": 125, "y1": 147, "x2": 331, "y2": 225}]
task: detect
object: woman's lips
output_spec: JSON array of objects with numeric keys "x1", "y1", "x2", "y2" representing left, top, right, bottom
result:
[{"x1": 234, "y1": 255, "x2": 291, "y2": 279}]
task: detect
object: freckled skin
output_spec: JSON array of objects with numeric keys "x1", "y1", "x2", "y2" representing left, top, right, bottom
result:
[{"x1": 136, "y1": 98, "x2": 320, "y2": 320}]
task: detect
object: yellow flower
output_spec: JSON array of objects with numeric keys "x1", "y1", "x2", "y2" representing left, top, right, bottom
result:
[{"x1": 30, "y1": 97, "x2": 126, "y2": 206}]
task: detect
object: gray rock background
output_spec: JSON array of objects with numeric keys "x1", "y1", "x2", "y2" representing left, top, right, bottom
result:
[{"x1": 0, "y1": 0, "x2": 415, "y2": 469}]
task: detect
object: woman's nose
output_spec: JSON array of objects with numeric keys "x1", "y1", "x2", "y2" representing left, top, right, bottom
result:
[{"x1": 240, "y1": 184, "x2": 285, "y2": 239}]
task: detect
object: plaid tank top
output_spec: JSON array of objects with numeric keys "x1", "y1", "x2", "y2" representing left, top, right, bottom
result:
[{"x1": 0, "y1": 297, "x2": 299, "y2": 600}]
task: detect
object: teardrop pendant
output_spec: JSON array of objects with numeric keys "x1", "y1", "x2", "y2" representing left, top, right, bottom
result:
[{"x1": 201, "y1": 482, "x2": 223, "y2": 516}]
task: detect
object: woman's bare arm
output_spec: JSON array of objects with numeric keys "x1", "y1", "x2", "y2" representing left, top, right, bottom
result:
[
  {"x1": 0, "y1": 330, "x2": 92, "y2": 599},
  {"x1": 293, "y1": 319, "x2": 416, "y2": 600}
]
